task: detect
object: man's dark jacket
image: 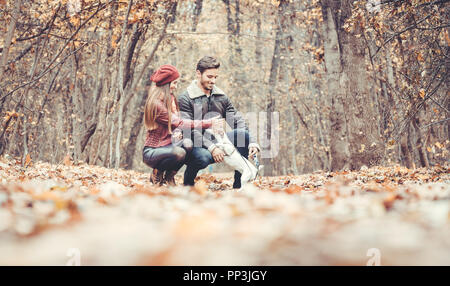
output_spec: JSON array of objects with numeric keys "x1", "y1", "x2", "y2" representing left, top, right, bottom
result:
[{"x1": 177, "y1": 80, "x2": 259, "y2": 153}]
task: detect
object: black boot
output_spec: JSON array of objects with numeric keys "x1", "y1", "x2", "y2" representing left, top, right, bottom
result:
[
  {"x1": 150, "y1": 169, "x2": 164, "y2": 185},
  {"x1": 164, "y1": 170, "x2": 178, "y2": 186},
  {"x1": 232, "y1": 171, "x2": 242, "y2": 189}
]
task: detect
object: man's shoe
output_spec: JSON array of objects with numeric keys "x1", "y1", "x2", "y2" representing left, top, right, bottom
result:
[
  {"x1": 164, "y1": 170, "x2": 178, "y2": 186},
  {"x1": 232, "y1": 171, "x2": 242, "y2": 189},
  {"x1": 150, "y1": 169, "x2": 164, "y2": 185}
]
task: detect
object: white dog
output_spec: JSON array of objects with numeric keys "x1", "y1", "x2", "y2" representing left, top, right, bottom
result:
[{"x1": 205, "y1": 129, "x2": 262, "y2": 186}]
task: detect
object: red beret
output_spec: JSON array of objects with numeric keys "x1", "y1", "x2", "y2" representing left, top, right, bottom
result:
[{"x1": 150, "y1": 64, "x2": 180, "y2": 87}]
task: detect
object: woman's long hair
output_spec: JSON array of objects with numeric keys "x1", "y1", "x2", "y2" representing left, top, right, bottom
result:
[{"x1": 144, "y1": 83, "x2": 178, "y2": 134}]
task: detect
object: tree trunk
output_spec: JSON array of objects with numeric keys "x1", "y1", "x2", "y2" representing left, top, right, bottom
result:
[
  {"x1": 321, "y1": 0, "x2": 384, "y2": 171},
  {"x1": 192, "y1": 0, "x2": 203, "y2": 32},
  {"x1": 70, "y1": 52, "x2": 83, "y2": 162},
  {"x1": 0, "y1": 0, "x2": 22, "y2": 80},
  {"x1": 400, "y1": 122, "x2": 414, "y2": 169},
  {"x1": 278, "y1": 0, "x2": 297, "y2": 175},
  {"x1": 262, "y1": 0, "x2": 288, "y2": 176},
  {"x1": 321, "y1": 0, "x2": 351, "y2": 171},
  {"x1": 412, "y1": 111, "x2": 430, "y2": 168}
]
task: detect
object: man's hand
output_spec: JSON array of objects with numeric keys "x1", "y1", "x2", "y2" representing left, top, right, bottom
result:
[
  {"x1": 249, "y1": 147, "x2": 259, "y2": 157},
  {"x1": 211, "y1": 147, "x2": 225, "y2": 163}
]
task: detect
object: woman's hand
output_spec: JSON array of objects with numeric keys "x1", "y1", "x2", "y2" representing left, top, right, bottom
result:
[
  {"x1": 172, "y1": 129, "x2": 183, "y2": 141},
  {"x1": 211, "y1": 116, "x2": 225, "y2": 134}
]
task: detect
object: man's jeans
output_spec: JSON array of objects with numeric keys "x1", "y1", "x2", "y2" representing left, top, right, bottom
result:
[{"x1": 183, "y1": 129, "x2": 250, "y2": 188}]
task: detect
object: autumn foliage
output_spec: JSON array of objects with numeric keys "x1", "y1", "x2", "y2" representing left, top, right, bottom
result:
[{"x1": 0, "y1": 156, "x2": 449, "y2": 265}]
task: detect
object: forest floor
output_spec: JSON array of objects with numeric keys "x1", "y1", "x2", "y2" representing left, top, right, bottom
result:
[{"x1": 0, "y1": 157, "x2": 449, "y2": 265}]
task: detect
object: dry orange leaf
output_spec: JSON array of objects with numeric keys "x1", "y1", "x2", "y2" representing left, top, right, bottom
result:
[
  {"x1": 97, "y1": 197, "x2": 108, "y2": 205},
  {"x1": 418, "y1": 89, "x2": 425, "y2": 99},
  {"x1": 193, "y1": 180, "x2": 208, "y2": 195},
  {"x1": 269, "y1": 187, "x2": 282, "y2": 193},
  {"x1": 445, "y1": 30, "x2": 450, "y2": 46},
  {"x1": 24, "y1": 154, "x2": 32, "y2": 167},
  {"x1": 383, "y1": 193, "x2": 400, "y2": 210},
  {"x1": 49, "y1": 186, "x2": 68, "y2": 192},
  {"x1": 63, "y1": 154, "x2": 73, "y2": 166},
  {"x1": 284, "y1": 184, "x2": 304, "y2": 194},
  {"x1": 88, "y1": 186, "x2": 100, "y2": 195},
  {"x1": 69, "y1": 16, "x2": 80, "y2": 26},
  {"x1": 416, "y1": 52, "x2": 424, "y2": 62},
  {"x1": 33, "y1": 191, "x2": 61, "y2": 201}
]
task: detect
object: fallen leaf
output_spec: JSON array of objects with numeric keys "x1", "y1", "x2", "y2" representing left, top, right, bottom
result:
[
  {"x1": 24, "y1": 154, "x2": 32, "y2": 167},
  {"x1": 63, "y1": 154, "x2": 73, "y2": 166},
  {"x1": 193, "y1": 180, "x2": 208, "y2": 195}
]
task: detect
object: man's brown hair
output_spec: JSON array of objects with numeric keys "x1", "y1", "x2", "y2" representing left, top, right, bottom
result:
[{"x1": 196, "y1": 56, "x2": 220, "y2": 74}]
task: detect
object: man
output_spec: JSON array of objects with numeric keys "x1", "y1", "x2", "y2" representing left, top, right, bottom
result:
[{"x1": 178, "y1": 56, "x2": 260, "y2": 188}]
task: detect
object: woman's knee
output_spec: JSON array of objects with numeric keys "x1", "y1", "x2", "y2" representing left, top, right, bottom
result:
[{"x1": 142, "y1": 148, "x2": 156, "y2": 168}]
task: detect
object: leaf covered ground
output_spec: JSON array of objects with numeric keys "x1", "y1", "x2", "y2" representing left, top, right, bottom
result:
[{"x1": 0, "y1": 157, "x2": 449, "y2": 265}]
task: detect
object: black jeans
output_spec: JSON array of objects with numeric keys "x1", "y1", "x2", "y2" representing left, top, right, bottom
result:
[
  {"x1": 183, "y1": 129, "x2": 250, "y2": 188},
  {"x1": 143, "y1": 139, "x2": 193, "y2": 172}
]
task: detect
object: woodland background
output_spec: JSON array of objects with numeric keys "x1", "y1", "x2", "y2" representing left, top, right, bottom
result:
[{"x1": 0, "y1": 0, "x2": 448, "y2": 175}]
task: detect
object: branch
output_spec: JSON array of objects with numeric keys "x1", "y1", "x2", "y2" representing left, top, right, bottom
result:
[
  {"x1": 0, "y1": 42, "x2": 88, "y2": 103},
  {"x1": 6, "y1": 43, "x2": 33, "y2": 65},
  {"x1": 15, "y1": 3, "x2": 61, "y2": 42},
  {"x1": 290, "y1": 99, "x2": 309, "y2": 130},
  {"x1": 0, "y1": 2, "x2": 107, "y2": 102},
  {"x1": 36, "y1": 62, "x2": 64, "y2": 125},
  {"x1": 416, "y1": 23, "x2": 450, "y2": 30},
  {"x1": 126, "y1": 1, "x2": 176, "y2": 104},
  {"x1": 123, "y1": 23, "x2": 142, "y2": 89},
  {"x1": 165, "y1": 30, "x2": 276, "y2": 41},
  {"x1": 421, "y1": 118, "x2": 450, "y2": 129},
  {"x1": 417, "y1": 0, "x2": 450, "y2": 8},
  {"x1": 35, "y1": 2, "x2": 106, "y2": 85},
  {"x1": 371, "y1": 14, "x2": 432, "y2": 60},
  {"x1": 81, "y1": 122, "x2": 97, "y2": 152}
]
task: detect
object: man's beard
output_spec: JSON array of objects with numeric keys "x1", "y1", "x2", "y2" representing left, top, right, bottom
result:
[{"x1": 201, "y1": 79, "x2": 212, "y2": 90}]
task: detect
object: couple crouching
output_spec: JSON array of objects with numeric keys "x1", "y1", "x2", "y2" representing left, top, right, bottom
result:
[{"x1": 143, "y1": 56, "x2": 260, "y2": 188}]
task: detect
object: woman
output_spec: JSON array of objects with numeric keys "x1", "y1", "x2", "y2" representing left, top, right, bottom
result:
[{"x1": 143, "y1": 64, "x2": 220, "y2": 186}]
